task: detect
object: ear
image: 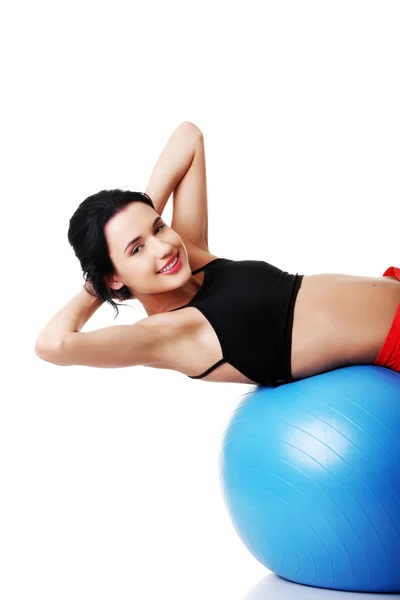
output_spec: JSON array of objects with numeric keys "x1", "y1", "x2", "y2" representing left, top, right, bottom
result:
[{"x1": 104, "y1": 274, "x2": 125, "y2": 291}]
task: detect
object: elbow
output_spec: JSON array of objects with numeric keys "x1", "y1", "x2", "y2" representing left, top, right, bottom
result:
[
  {"x1": 180, "y1": 121, "x2": 203, "y2": 138},
  {"x1": 35, "y1": 338, "x2": 65, "y2": 365}
]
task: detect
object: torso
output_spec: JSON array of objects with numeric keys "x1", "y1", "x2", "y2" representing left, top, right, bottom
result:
[{"x1": 145, "y1": 244, "x2": 400, "y2": 385}]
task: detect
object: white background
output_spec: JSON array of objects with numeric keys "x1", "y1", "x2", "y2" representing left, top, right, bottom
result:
[{"x1": 1, "y1": 1, "x2": 400, "y2": 598}]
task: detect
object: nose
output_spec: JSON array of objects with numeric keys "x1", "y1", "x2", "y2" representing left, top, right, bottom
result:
[{"x1": 152, "y1": 238, "x2": 174, "y2": 257}]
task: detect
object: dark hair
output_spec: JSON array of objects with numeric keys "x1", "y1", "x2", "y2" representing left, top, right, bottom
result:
[{"x1": 67, "y1": 189, "x2": 156, "y2": 318}]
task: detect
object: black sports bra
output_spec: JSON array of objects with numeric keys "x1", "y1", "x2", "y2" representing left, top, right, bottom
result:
[{"x1": 169, "y1": 257, "x2": 304, "y2": 386}]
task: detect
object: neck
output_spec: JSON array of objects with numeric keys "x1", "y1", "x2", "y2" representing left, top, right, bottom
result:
[{"x1": 137, "y1": 273, "x2": 204, "y2": 316}]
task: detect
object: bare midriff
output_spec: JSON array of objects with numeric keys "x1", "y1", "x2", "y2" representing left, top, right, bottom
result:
[
  {"x1": 290, "y1": 273, "x2": 400, "y2": 381},
  {"x1": 155, "y1": 271, "x2": 400, "y2": 385}
]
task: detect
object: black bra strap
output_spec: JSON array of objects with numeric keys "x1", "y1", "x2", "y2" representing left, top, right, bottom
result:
[
  {"x1": 191, "y1": 265, "x2": 206, "y2": 275},
  {"x1": 188, "y1": 358, "x2": 226, "y2": 378},
  {"x1": 191, "y1": 257, "x2": 223, "y2": 275}
]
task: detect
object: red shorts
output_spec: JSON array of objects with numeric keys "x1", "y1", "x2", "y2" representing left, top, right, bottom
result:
[{"x1": 372, "y1": 266, "x2": 400, "y2": 373}]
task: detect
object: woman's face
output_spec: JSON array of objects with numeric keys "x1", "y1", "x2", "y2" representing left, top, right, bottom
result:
[{"x1": 103, "y1": 201, "x2": 189, "y2": 297}]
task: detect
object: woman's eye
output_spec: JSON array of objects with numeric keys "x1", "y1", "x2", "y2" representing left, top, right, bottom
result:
[{"x1": 131, "y1": 224, "x2": 166, "y2": 255}]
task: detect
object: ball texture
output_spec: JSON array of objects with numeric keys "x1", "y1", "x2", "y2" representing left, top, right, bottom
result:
[{"x1": 219, "y1": 365, "x2": 400, "y2": 593}]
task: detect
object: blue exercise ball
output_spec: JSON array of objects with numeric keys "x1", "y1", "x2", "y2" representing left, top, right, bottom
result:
[{"x1": 219, "y1": 365, "x2": 400, "y2": 593}]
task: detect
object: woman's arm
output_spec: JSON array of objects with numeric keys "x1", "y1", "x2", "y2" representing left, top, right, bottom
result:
[
  {"x1": 35, "y1": 287, "x2": 104, "y2": 354},
  {"x1": 35, "y1": 287, "x2": 167, "y2": 370},
  {"x1": 35, "y1": 320, "x2": 164, "y2": 369},
  {"x1": 145, "y1": 121, "x2": 203, "y2": 216}
]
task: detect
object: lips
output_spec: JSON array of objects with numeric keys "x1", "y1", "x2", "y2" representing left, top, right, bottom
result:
[{"x1": 157, "y1": 252, "x2": 178, "y2": 273}]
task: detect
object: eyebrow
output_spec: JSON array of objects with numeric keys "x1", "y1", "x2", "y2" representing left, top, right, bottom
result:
[{"x1": 124, "y1": 216, "x2": 163, "y2": 255}]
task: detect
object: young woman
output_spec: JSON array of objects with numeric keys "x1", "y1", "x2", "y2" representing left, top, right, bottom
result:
[{"x1": 35, "y1": 122, "x2": 400, "y2": 386}]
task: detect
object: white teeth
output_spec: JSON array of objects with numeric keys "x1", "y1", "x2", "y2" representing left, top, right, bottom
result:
[{"x1": 159, "y1": 255, "x2": 178, "y2": 273}]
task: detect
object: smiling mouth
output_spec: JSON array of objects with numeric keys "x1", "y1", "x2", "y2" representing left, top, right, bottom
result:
[{"x1": 157, "y1": 251, "x2": 179, "y2": 273}]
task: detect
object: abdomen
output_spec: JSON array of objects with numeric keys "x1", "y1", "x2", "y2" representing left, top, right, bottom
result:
[{"x1": 290, "y1": 273, "x2": 400, "y2": 380}]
